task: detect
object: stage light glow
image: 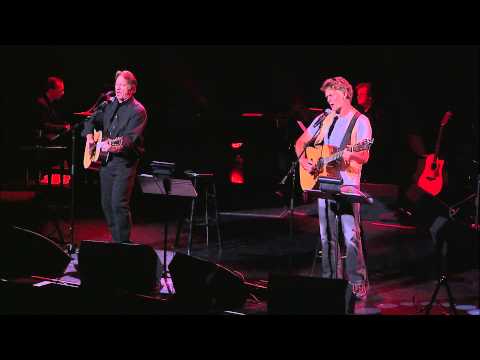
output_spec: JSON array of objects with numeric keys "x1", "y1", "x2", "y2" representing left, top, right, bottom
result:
[
  {"x1": 241, "y1": 113, "x2": 263, "y2": 117},
  {"x1": 39, "y1": 174, "x2": 71, "y2": 186},
  {"x1": 230, "y1": 168, "x2": 244, "y2": 184}
]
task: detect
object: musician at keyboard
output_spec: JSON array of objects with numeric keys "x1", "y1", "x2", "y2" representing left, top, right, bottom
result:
[
  {"x1": 34, "y1": 76, "x2": 70, "y2": 145},
  {"x1": 22, "y1": 76, "x2": 71, "y2": 184},
  {"x1": 295, "y1": 76, "x2": 373, "y2": 300}
]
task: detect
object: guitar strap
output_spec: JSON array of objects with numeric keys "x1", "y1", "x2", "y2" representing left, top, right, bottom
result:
[{"x1": 338, "y1": 111, "x2": 361, "y2": 150}]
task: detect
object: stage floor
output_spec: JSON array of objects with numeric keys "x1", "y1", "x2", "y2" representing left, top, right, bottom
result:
[{"x1": 44, "y1": 204, "x2": 479, "y2": 316}]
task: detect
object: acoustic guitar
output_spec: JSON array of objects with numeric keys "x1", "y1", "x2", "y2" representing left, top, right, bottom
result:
[
  {"x1": 416, "y1": 111, "x2": 452, "y2": 196},
  {"x1": 83, "y1": 130, "x2": 122, "y2": 171},
  {"x1": 299, "y1": 138, "x2": 374, "y2": 191}
]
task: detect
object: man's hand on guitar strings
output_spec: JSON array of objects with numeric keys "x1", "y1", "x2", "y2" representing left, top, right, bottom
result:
[{"x1": 300, "y1": 157, "x2": 314, "y2": 172}]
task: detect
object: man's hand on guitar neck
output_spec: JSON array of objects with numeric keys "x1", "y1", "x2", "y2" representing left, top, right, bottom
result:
[
  {"x1": 109, "y1": 140, "x2": 124, "y2": 153},
  {"x1": 100, "y1": 137, "x2": 123, "y2": 153},
  {"x1": 343, "y1": 148, "x2": 369, "y2": 165}
]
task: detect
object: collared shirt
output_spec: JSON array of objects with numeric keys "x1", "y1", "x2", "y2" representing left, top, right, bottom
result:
[{"x1": 82, "y1": 96, "x2": 148, "y2": 161}]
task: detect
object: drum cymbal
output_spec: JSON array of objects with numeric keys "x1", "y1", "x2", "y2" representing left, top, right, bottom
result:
[{"x1": 73, "y1": 111, "x2": 93, "y2": 117}]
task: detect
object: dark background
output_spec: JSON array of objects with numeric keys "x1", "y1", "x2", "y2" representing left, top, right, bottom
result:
[{"x1": 1, "y1": 45, "x2": 478, "y2": 210}]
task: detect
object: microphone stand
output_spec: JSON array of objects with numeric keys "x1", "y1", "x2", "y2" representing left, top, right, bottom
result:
[
  {"x1": 279, "y1": 119, "x2": 324, "y2": 274},
  {"x1": 67, "y1": 121, "x2": 78, "y2": 255},
  {"x1": 475, "y1": 173, "x2": 479, "y2": 309},
  {"x1": 475, "y1": 173, "x2": 479, "y2": 232},
  {"x1": 65, "y1": 101, "x2": 106, "y2": 256}
]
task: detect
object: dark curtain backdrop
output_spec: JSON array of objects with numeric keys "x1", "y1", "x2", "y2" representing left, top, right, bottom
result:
[{"x1": 1, "y1": 45, "x2": 478, "y2": 200}]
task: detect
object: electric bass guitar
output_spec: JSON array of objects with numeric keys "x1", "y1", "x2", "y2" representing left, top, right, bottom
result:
[
  {"x1": 299, "y1": 138, "x2": 374, "y2": 191},
  {"x1": 83, "y1": 130, "x2": 122, "y2": 171},
  {"x1": 416, "y1": 111, "x2": 452, "y2": 196}
]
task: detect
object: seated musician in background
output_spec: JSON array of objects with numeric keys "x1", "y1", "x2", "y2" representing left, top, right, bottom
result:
[
  {"x1": 26, "y1": 76, "x2": 70, "y2": 185},
  {"x1": 295, "y1": 76, "x2": 372, "y2": 300},
  {"x1": 34, "y1": 76, "x2": 70, "y2": 144},
  {"x1": 355, "y1": 82, "x2": 394, "y2": 184}
]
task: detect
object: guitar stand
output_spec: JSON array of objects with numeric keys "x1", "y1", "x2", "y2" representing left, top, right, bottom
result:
[
  {"x1": 422, "y1": 273, "x2": 457, "y2": 315},
  {"x1": 421, "y1": 240, "x2": 457, "y2": 315}
]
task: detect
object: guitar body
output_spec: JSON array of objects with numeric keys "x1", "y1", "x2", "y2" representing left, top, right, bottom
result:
[
  {"x1": 414, "y1": 111, "x2": 452, "y2": 196},
  {"x1": 83, "y1": 130, "x2": 121, "y2": 171},
  {"x1": 300, "y1": 145, "x2": 341, "y2": 190},
  {"x1": 417, "y1": 154, "x2": 445, "y2": 196},
  {"x1": 83, "y1": 130, "x2": 103, "y2": 171}
]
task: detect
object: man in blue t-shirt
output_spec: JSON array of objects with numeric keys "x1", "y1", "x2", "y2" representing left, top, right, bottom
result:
[{"x1": 295, "y1": 76, "x2": 372, "y2": 300}]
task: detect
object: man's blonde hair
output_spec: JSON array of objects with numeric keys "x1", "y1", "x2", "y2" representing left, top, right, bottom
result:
[{"x1": 321, "y1": 76, "x2": 353, "y2": 101}]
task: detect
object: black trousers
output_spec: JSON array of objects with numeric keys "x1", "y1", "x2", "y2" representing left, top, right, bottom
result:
[{"x1": 99, "y1": 157, "x2": 139, "y2": 243}]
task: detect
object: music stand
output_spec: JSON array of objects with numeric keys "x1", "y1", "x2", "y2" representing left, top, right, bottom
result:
[
  {"x1": 306, "y1": 181, "x2": 374, "y2": 205},
  {"x1": 137, "y1": 169, "x2": 197, "y2": 292},
  {"x1": 306, "y1": 179, "x2": 373, "y2": 279}
]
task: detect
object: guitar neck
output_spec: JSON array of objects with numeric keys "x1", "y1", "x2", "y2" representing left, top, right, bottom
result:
[
  {"x1": 433, "y1": 126, "x2": 445, "y2": 160},
  {"x1": 323, "y1": 143, "x2": 361, "y2": 163},
  {"x1": 323, "y1": 149, "x2": 345, "y2": 164}
]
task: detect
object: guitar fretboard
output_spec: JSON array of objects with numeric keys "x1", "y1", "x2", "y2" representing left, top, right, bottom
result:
[{"x1": 319, "y1": 141, "x2": 371, "y2": 165}]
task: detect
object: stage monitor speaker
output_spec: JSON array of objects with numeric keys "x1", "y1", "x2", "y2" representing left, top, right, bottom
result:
[
  {"x1": 0, "y1": 225, "x2": 70, "y2": 278},
  {"x1": 267, "y1": 273, "x2": 353, "y2": 314},
  {"x1": 168, "y1": 252, "x2": 248, "y2": 310},
  {"x1": 78, "y1": 240, "x2": 162, "y2": 294}
]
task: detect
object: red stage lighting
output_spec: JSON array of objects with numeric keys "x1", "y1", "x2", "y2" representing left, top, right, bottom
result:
[
  {"x1": 230, "y1": 168, "x2": 244, "y2": 184},
  {"x1": 39, "y1": 174, "x2": 71, "y2": 186},
  {"x1": 241, "y1": 113, "x2": 263, "y2": 117}
]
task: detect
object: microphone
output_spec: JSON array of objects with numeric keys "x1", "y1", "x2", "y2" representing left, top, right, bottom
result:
[
  {"x1": 104, "y1": 90, "x2": 115, "y2": 100},
  {"x1": 313, "y1": 109, "x2": 332, "y2": 127},
  {"x1": 96, "y1": 91, "x2": 116, "y2": 110}
]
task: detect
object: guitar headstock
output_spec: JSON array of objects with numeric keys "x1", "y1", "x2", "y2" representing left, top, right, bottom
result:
[
  {"x1": 352, "y1": 138, "x2": 374, "y2": 151},
  {"x1": 440, "y1": 111, "x2": 453, "y2": 127}
]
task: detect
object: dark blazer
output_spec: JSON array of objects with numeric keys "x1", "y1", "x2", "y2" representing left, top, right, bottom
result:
[{"x1": 83, "y1": 96, "x2": 147, "y2": 161}]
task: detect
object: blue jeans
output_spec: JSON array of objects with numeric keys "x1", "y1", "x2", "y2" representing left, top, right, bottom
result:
[{"x1": 318, "y1": 198, "x2": 367, "y2": 284}]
